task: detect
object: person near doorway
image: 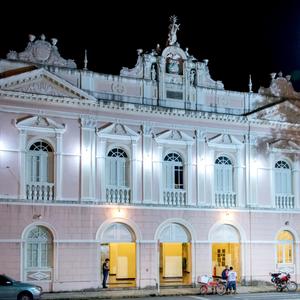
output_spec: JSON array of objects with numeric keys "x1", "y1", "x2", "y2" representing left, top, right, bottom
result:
[
  {"x1": 102, "y1": 258, "x2": 110, "y2": 288},
  {"x1": 221, "y1": 265, "x2": 229, "y2": 292},
  {"x1": 227, "y1": 266, "x2": 237, "y2": 294}
]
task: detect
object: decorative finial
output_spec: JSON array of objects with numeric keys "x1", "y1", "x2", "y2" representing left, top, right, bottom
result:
[
  {"x1": 29, "y1": 34, "x2": 36, "y2": 42},
  {"x1": 40, "y1": 34, "x2": 46, "y2": 41},
  {"x1": 286, "y1": 75, "x2": 291, "y2": 81},
  {"x1": 83, "y1": 49, "x2": 88, "y2": 70},
  {"x1": 167, "y1": 15, "x2": 180, "y2": 46},
  {"x1": 185, "y1": 47, "x2": 190, "y2": 57},
  {"x1": 203, "y1": 59, "x2": 209, "y2": 66},
  {"x1": 248, "y1": 74, "x2": 253, "y2": 93},
  {"x1": 51, "y1": 38, "x2": 58, "y2": 46},
  {"x1": 278, "y1": 71, "x2": 283, "y2": 77},
  {"x1": 270, "y1": 72, "x2": 276, "y2": 80},
  {"x1": 156, "y1": 44, "x2": 161, "y2": 54},
  {"x1": 137, "y1": 49, "x2": 143, "y2": 55}
]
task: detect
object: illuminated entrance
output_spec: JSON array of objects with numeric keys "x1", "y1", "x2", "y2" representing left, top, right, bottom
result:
[
  {"x1": 101, "y1": 223, "x2": 136, "y2": 288},
  {"x1": 211, "y1": 224, "x2": 241, "y2": 281},
  {"x1": 159, "y1": 223, "x2": 192, "y2": 286}
]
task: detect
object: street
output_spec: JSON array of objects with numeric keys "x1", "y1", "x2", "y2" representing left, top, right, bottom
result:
[{"x1": 112, "y1": 293, "x2": 300, "y2": 300}]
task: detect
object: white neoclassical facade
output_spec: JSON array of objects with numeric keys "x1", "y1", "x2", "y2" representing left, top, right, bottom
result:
[{"x1": 1, "y1": 18, "x2": 300, "y2": 292}]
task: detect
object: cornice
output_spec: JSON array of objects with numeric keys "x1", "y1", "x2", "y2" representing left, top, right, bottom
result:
[
  {"x1": 248, "y1": 117, "x2": 300, "y2": 129},
  {"x1": 2, "y1": 90, "x2": 300, "y2": 131}
]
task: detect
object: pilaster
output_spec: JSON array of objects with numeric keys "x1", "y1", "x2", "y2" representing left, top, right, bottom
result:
[{"x1": 80, "y1": 117, "x2": 97, "y2": 202}]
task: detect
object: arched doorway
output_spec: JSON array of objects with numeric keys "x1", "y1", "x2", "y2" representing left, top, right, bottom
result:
[
  {"x1": 276, "y1": 230, "x2": 295, "y2": 273},
  {"x1": 101, "y1": 222, "x2": 136, "y2": 288},
  {"x1": 211, "y1": 224, "x2": 241, "y2": 281},
  {"x1": 158, "y1": 223, "x2": 192, "y2": 286}
]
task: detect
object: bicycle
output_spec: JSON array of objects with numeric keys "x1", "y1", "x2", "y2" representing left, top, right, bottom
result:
[{"x1": 198, "y1": 275, "x2": 226, "y2": 295}]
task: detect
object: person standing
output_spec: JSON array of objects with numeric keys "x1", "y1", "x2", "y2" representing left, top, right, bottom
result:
[
  {"x1": 221, "y1": 265, "x2": 229, "y2": 293},
  {"x1": 227, "y1": 266, "x2": 237, "y2": 294},
  {"x1": 102, "y1": 258, "x2": 110, "y2": 288}
]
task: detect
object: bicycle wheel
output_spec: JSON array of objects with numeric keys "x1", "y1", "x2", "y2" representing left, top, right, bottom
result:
[
  {"x1": 287, "y1": 281, "x2": 298, "y2": 292},
  {"x1": 216, "y1": 283, "x2": 226, "y2": 295},
  {"x1": 200, "y1": 285, "x2": 208, "y2": 295}
]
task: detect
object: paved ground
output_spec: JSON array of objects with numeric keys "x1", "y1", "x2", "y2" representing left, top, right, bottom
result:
[{"x1": 41, "y1": 285, "x2": 281, "y2": 300}]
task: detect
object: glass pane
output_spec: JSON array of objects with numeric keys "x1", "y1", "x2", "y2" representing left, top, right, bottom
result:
[
  {"x1": 285, "y1": 244, "x2": 292, "y2": 263},
  {"x1": 277, "y1": 231, "x2": 293, "y2": 241},
  {"x1": 277, "y1": 244, "x2": 283, "y2": 263},
  {"x1": 30, "y1": 243, "x2": 39, "y2": 267},
  {"x1": 48, "y1": 243, "x2": 53, "y2": 267},
  {"x1": 41, "y1": 244, "x2": 48, "y2": 267}
]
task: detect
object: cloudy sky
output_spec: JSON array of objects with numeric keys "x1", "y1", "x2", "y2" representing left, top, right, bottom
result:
[{"x1": 1, "y1": 1, "x2": 299, "y2": 92}]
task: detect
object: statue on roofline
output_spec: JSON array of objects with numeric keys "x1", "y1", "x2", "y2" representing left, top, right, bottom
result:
[{"x1": 167, "y1": 15, "x2": 180, "y2": 46}]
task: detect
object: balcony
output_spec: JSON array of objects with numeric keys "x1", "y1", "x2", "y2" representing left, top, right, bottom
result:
[
  {"x1": 275, "y1": 194, "x2": 294, "y2": 209},
  {"x1": 163, "y1": 189, "x2": 186, "y2": 206},
  {"x1": 215, "y1": 192, "x2": 236, "y2": 208},
  {"x1": 26, "y1": 183, "x2": 54, "y2": 202},
  {"x1": 106, "y1": 186, "x2": 131, "y2": 203}
]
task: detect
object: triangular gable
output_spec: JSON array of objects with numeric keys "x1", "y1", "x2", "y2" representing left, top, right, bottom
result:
[
  {"x1": 250, "y1": 100, "x2": 300, "y2": 124},
  {"x1": 0, "y1": 68, "x2": 96, "y2": 101},
  {"x1": 155, "y1": 129, "x2": 194, "y2": 145},
  {"x1": 268, "y1": 139, "x2": 300, "y2": 153},
  {"x1": 16, "y1": 116, "x2": 66, "y2": 134},
  {"x1": 208, "y1": 133, "x2": 243, "y2": 149},
  {"x1": 97, "y1": 123, "x2": 139, "y2": 141}
]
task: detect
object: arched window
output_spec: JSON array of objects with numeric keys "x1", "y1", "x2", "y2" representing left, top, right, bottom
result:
[
  {"x1": 164, "y1": 153, "x2": 183, "y2": 189},
  {"x1": 215, "y1": 156, "x2": 233, "y2": 193},
  {"x1": 26, "y1": 226, "x2": 53, "y2": 270},
  {"x1": 275, "y1": 160, "x2": 292, "y2": 194},
  {"x1": 277, "y1": 230, "x2": 294, "y2": 264},
  {"x1": 27, "y1": 141, "x2": 54, "y2": 183},
  {"x1": 106, "y1": 148, "x2": 129, "y2": 187}
]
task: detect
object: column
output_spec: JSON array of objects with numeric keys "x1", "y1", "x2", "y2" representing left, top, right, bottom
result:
[
  {"x1": 293, "y1": 160, "x2": 300, "y2": 208},
  {"x1": 196, "y1": 130, "x2": 206, "y2": 205},
  {"x1": 19, "y1": 130, "x2": 27, "y2": 200},
  {"x1": 80, "y1": 117, "x2": 96, "y2": 202},
  {"x1": 236, "y1": 147, "x2": 245, "y2": 207},
  {"x1": 155, "y1": 145, "x2": 163, "y2": 204},
  {"x1": 131, "y1": 141, "x2": 138, "y2": 203},
  {"x1": 142, "y1": 125, "x2": 153, "y2": 203},
  {"x1": 98, "y1": 139, "x2": 107, "y2": 202},
  {"x1": 55, "y1": 133, "x2": 62, "y2": 200},
  {"x1": 186, "y1": 144, "x2": 193, "y2": 205}
]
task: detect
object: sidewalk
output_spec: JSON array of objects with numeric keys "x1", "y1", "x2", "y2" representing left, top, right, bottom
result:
[{"x1": 42, "y1": 285, "x2": 278, "y2": 300}]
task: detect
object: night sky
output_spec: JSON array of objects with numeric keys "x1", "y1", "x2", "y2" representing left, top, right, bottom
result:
[{"x1": 1, "y1": 1, "x2": 300, "y2": 92}]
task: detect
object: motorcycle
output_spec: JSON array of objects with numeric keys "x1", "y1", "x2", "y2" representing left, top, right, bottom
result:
[{"x1": 269, "y1": 272, "x2": 298, "y2": 292}]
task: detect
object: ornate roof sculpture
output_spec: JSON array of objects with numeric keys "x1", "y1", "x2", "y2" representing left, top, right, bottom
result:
[
  {"x1": 258, "y1": 72, "x2": 299, "y2": 98},
  {"x1": 120, "y1": 16, "x2": 224, "y2": 90},
  {"x1": 6, "y1": 34, "x2": 77, "y2": 69}
]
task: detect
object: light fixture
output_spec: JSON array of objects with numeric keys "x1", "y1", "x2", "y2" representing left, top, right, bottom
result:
[{"x1": 33, "y1": 214, "x2": 42, "y2": 220}]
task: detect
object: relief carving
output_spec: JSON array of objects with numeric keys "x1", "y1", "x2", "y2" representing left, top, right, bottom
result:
[
  {"x1": 7, "y1": 34, "x2": 76, "y2": 68},
  {"x1": 111, "y1": 82, "x2": 126, "y2": 94}
]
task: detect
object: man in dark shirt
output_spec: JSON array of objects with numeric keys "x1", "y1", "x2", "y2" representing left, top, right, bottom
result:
[{"x1": 102, "y1": 258, "x2": 110, "y2": 288}]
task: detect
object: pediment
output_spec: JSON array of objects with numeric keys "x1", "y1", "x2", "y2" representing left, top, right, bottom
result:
[
  {"x1": 0, "y1": 68, "x2": 95, "y2": 100},
  {"x1": 155, "y1": 129, "x2": 194, "y2": 145},
  {"x1": 97, "y1": 123, "x2": 139, "y2": 141},
  {"x1": 268, "y1": 139, "x2": 300, "y2": 153},
  {"x1": 252, "y1": 100, "x2": 300, "y2": 124},
  {"x1": 16, "y1": 116, "x2": 66, "y2": 134},
  {"x1": 208, "y1": 133, "x2": 243, "y2": 149}
]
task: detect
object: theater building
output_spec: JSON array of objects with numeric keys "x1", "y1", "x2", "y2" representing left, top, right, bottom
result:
[{"x1": 0, "y1": 18, "x2": 300, "y2": 291}]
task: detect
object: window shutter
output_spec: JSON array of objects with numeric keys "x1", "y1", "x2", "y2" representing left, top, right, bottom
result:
[
  {"x1": 111, "y1": 159, "x2": 117, "y2": 186},
  {"x1": 118, "y1": 159, "x2": 125, "y2": 186},
  {"x1": 286, "y1": 169, "x2": 292, "y2": 194},
  {"x1": 40, "y1": 153, "x2": 48, "y2": 183},
  {"x1": 275, "y1": 170, "x2": 281, "y2": 194}
]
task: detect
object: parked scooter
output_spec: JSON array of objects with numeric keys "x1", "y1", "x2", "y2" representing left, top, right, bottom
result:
[{"x1": 270, "y1": 272, "x2": 298, "y2": 292}]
